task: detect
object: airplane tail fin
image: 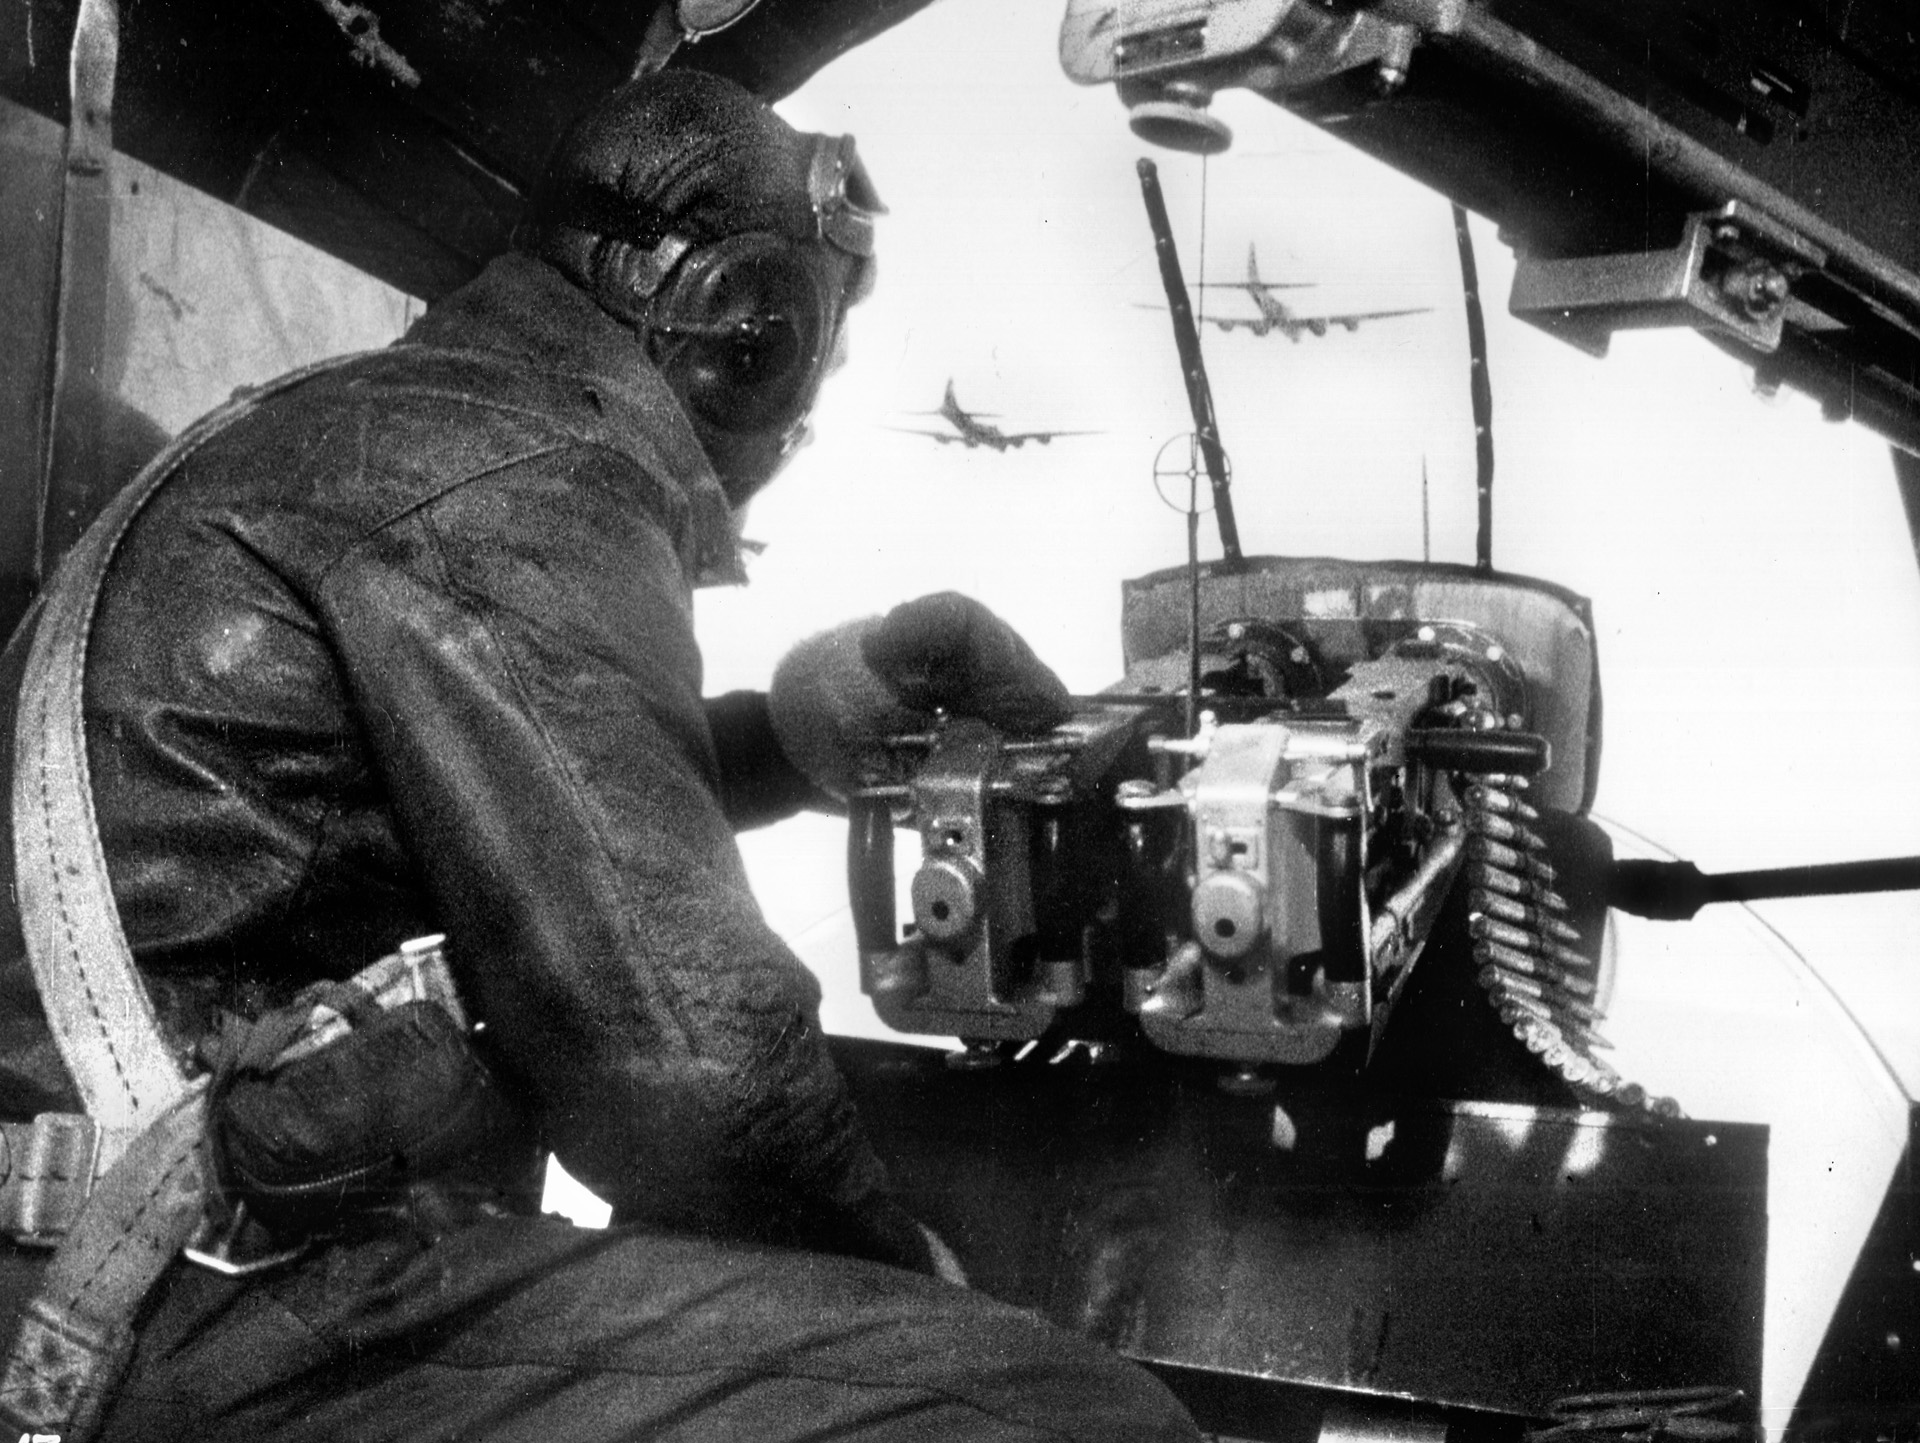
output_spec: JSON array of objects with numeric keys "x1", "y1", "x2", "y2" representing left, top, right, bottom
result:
[{"x1": 907, "y1": 379, "x2": 967, "y2": 418}]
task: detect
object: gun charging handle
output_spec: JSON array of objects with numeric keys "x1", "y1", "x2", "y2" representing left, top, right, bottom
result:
[{"x1": 847, "y1": 789, "x2": 903, "y2": 957}]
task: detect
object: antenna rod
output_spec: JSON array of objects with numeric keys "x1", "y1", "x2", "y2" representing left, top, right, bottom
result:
[
  {"x1": 1421, "y1": 456, "x2": 1431, "y2": 562},
  {"x1": 1137, "y1": 158, "x2": 1244, "y2": 566},
  {"x1": 1187, "y1": 465, "x2": 1202, "y2": 739}
]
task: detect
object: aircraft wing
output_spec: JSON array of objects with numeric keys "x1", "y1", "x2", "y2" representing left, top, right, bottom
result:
[
  {"x1": 882, "y1": 426, "x2": 964, "y2": 444},
  {"x1": 1002, "y1": 429, "x2": 1101, "y2": 445},
  {"x1": 1307, "y1": 306, "x2": 1433, "y2": 326},
  {"x1": 1193, "y1": 280, "x2": 1313, "y2": 290},
  {"x1": 1133, "y1": 303, "x2": 1268, "y2": 332}
]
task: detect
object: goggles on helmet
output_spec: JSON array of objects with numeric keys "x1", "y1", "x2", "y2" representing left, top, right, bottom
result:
[{"x1": 806, "y1": 133, "x2": 885, "y2": 261}]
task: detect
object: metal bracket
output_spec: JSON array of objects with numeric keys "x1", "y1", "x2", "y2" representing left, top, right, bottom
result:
[{"x1": 1509, "y1": 203, "x2": 1828, "y2": 357}]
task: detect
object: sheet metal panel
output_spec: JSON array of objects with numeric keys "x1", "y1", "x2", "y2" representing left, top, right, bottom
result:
[{"x1": 834, "y1": 1035, "x2": 1768, "y2": 1426}]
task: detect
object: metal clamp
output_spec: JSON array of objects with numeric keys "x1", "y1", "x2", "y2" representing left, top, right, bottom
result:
[{"x1": 1510, "y1": 203, "x2": 1827, "y2": 356}]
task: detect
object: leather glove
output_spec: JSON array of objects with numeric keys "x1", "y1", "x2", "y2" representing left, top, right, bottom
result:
[{"x1": 768, "y1": 591, "x2": 1072, "y2": 799}]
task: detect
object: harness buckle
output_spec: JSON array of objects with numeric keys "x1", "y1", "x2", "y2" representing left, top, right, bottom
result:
[{"x1": 2, "y1": 1112, "x2": 103, "y2": 1246}]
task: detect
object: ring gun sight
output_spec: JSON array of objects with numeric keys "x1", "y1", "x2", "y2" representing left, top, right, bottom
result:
[{"x1": 844, "y1": 559, "x2": 1588, "y2": 1076}]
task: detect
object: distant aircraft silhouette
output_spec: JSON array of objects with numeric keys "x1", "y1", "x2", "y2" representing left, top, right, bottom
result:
[
  {"x1": 1146, "y1": 244, "x2": 1431, "y2": 340},
  {"x1": 886, "y1": 380, "x2": 1099, "y2": 450}
]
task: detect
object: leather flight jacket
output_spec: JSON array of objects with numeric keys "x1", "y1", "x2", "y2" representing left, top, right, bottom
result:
[{"x1": 0, "y1": 252, "x2": 922, "y2": 1273}]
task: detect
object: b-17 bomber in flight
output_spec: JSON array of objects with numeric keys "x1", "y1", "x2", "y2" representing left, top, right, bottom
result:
[
  {"x1": 1151, "y1": 243, "x2": 1432, "y2": 340},
  {"x1": 886, "y1": 380, "x2": 1100, "y2": 451}
]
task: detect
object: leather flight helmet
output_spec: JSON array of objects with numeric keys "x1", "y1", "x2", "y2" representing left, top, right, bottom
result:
[{"x1": 518, "y1": 71, "x2": 883, "y2": 500}]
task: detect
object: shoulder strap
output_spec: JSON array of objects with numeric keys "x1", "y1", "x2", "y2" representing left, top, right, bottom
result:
[
  {"x1": 11, "y1": 353, "x2": 372, "y2": 1166},
  {"x1": 2, "y1": 354, "x2": 371, "y2": 1440}
]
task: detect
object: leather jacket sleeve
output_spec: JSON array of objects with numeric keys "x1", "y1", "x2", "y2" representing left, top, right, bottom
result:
[
  {"x1": 703, "y1": 690, "x2": 836, "y2": 831},
  {"x1": 314, "y1": 441, "x2": 914, "y2": 1263}
]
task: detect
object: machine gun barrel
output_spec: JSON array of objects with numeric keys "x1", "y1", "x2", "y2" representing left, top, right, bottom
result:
[{"x1": 1609, "y1": 854, "x2": 1920, "y2": 921}]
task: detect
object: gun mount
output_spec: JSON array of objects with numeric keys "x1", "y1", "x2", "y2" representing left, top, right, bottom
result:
[{"x1": 844, "y1": 556, "x2": 1669, "y2": 1112}]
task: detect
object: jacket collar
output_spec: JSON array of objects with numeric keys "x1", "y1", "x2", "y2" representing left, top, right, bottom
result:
[{"x1": 399, "y1": 253, "x2": 747, "y2": 586}]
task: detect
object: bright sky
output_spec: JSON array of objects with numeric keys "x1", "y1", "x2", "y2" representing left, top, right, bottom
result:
[{"x1": 682, "y1": 1, "x2": 1920, "y2": 1426}]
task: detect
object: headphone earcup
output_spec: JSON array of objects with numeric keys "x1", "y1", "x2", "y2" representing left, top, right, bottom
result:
[{"x1": 647, "y1": 234, "x2": 837, "y2": 437}]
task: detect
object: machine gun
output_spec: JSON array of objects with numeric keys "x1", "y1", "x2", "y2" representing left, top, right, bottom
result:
[
  {"x1": 843, "y1": 555, "x2": 1658, "y2": 1109},
  {"x1": 841, "y1": 113, "x2": 1663, "y2": 1115}
]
